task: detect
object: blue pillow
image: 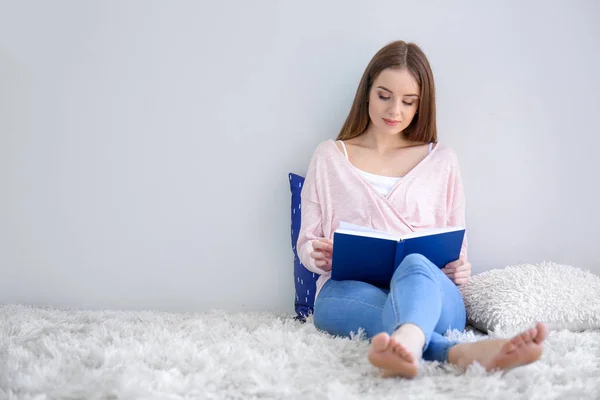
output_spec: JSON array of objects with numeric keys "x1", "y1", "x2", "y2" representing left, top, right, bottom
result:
[{"x1": 289, "y1": 173, "x2": 318, "y2": 320}]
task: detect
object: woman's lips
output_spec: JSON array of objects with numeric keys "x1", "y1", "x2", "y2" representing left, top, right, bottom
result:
[{"x1": 383, "y1": 118, "x2": 400, "y2": 127}]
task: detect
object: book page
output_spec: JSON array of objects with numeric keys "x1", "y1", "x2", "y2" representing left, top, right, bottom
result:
[
  {"x1": 336, "y1": 221, "x2": 399, "y2": 241},
  {"x1": 401, "y1": 226, "x2": 464, "y2": 240}
]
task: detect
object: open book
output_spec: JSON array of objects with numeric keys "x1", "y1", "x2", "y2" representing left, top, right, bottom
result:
[{"x1": 330, "y1": 222, "x2": 465, "y2": 288}]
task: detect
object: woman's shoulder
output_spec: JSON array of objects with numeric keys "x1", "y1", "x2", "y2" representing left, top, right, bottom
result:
[
  {"x1": 432, "y1": 142, "x2": 460, "y2": 162},
  {"x1": 303, "y1": 139, "x2": 340, "y2": 186},
  {"x1": 430, "y1": 142, "x2": 463, "y2": 173},
  {"x1": 310, "y1": 139, "x2": 339, "y2": 159}
]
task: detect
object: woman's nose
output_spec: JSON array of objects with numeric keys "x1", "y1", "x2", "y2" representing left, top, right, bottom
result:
[{"x1": 388, "y1": 99, "x2": 402, "y2": 116}]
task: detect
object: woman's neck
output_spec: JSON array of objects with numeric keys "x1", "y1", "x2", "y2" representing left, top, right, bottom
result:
[{"x1": 360, "y1": 126, "x2": 415, "y2": 155}]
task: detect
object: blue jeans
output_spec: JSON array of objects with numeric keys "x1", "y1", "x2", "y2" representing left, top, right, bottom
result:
[{"x1": 313, "y1": 253, "x2": 466, "y2": 362}]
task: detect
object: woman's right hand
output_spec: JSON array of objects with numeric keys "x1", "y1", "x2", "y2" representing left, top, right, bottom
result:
[{"x1": 310, "y1": 238, "x2": 333, "y2": 271}]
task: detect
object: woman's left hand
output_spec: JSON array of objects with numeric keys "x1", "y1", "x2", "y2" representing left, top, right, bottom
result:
[{"x1": 441, "y1": 255, "x2": 471, "y2": 285}]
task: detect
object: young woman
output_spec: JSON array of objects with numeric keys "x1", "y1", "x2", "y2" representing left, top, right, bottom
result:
[{"x1": 297, "y1": 40, "x2": 547, "y2": 378}]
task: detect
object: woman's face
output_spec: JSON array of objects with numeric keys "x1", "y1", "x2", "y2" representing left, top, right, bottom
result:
[{"x1": 367, "y1": 68, "x2": 420, "y2": 136}]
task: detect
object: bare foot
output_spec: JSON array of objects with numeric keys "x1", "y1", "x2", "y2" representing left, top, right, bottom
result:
[
  {"x1": 368, "y1": 332, "x2": 419, "y2": 378},
  {"x1": 484, "y1": 322, "x2": 549, "y2": 371},
  {"x1": 448, "y1": 322, "x2": 549, "y2": 372}
]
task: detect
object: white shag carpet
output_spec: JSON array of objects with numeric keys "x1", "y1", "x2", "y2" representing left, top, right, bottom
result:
[{"x1": 1, "y1": 305, "x2": 599, "y2": 400}]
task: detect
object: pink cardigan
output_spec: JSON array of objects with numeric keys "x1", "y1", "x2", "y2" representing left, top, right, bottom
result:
[{"x1": 297, "y1": 139, "x2": 468, "y2": 299}]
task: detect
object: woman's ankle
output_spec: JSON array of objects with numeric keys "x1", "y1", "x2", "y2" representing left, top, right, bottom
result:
[
  {"x1": 447, "y1": 343, "x2": 467, "y2": 367},
  {"x1": 391, "y1": 323, "x2": 426, "y2": 356}
]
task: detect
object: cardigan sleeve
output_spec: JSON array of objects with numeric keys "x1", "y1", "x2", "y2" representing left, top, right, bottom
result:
[
  {"x1": 446, "y1": 152, "x2": 468, "y2": 258},
  {"x1": 296, "y1": 145, "x2": 330, "y2": 275}
]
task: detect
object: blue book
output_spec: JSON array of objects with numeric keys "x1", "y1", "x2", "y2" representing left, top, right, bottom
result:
[{"x1": 331, "y1": 222, "x2": 465, "y2": 288}]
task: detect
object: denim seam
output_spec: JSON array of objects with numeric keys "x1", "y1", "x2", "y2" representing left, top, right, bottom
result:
[{"x1": 317, "y1": 297, "x2": 384, "y2": 311}]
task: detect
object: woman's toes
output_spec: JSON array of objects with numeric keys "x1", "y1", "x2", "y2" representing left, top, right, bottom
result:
[
  {"x1": 392, "y1": 341, "x2": 404, "y2": 355},
  {"x1": 395, "y1": 342, "x2": 415, "y2": 363},
  {"x1": 520, "y1": 330, "x2": 533, "y2": 344},
  {"x1": 371, "y1": 333, "x2": 391, "y2": 352},
  {"x1": 510, "y1": 334, "x2": 525, "y2": 348},
  {"x1": 534, "y1": 323, "x2": 549, "y2": 344}
]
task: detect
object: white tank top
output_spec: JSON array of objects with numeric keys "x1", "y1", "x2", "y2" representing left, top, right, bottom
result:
[{"x1": 338, "y1": 140, "x2": 433, "y2": 197}]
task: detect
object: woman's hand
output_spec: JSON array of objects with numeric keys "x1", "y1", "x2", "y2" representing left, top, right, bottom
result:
[
  {"x1": 310, "y1": 238, "x2": 333, "y2": 271},
  {"x1": 441, "y1": 255, "x2": 471, "y2": 285}
]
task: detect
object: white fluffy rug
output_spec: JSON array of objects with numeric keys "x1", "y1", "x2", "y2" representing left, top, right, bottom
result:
[{"x1": 1, "y1": 305, "x2": 599, "y2": 400}]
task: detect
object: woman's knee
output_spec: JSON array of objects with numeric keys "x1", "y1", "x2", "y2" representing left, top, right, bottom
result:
[
  {"x1": 393, "y1": 253, "x2": 438, "y2": 279},
  {"x1": 313, "y1": 297, "x2": 362, "y2": 338},
  {"x1": 401, "y1": 253, "x2": 431, "y2": 267},
  {"x1": 313, "y1": 283, "x2": 387, "y2": 339}
]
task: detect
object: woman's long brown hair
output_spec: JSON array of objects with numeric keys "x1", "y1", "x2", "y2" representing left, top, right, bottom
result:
[{"x1": 336, "y1": 41, "x2": 437, "y2": 143}]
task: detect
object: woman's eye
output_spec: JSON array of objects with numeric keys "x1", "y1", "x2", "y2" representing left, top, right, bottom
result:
[
  {"x1": 378, "y1": 95, "x2": 390, "y2": 101},
  {"x1": 403, "y1": 101, "x2": 414, "y2": 106}
]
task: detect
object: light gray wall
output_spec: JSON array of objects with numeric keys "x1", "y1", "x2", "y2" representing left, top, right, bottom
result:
[{"x1": 1, "y1": 0, "x2": 599, "y2": 314}]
